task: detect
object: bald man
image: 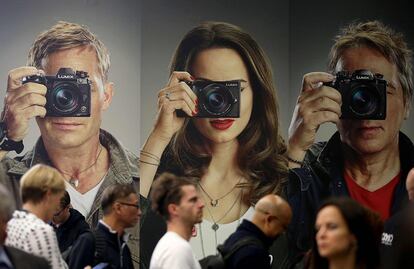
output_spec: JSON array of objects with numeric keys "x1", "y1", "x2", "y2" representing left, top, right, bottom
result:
[{"x1": 219, "y1": 195, "x2": 292, "y2": 269}]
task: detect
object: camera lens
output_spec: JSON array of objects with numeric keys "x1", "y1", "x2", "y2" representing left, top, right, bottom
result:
[
  {"x1": 349, "y1": 85, "x2": 379, "y2": 117},
  {"x1": 203, "y1": 84, "x2": 233, "y2": 116},
  {"x1": 50, "y1": 83, "x2": 80, "y2": 115}
]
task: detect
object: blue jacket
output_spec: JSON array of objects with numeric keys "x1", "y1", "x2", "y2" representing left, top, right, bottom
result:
[{"x1": 285, "y1": 132, "x2": 413, "y2": 265}]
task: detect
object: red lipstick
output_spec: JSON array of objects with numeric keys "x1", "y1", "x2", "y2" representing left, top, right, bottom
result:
[{"x1": 210, "y1": 119, "x2": 235, "y2": 130}]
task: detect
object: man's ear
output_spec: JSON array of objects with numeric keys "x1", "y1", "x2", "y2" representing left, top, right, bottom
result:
[
  {"x1": 102, "y1": 81, "x2": 114, "y2": 111},
  {"x1": 113, "y1": 202, "x2": 122, "y2": 214},
  {"x1": 168, "y1": 204, "x2": 178, "y2": 217},
  {"x1": 404, "y1": 102, "x2": 410, "y2": 119}
]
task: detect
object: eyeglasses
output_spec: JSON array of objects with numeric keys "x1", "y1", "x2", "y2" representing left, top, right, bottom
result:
[
  {"x1": 118, "y1": 202, "x2": 140, "y2": 209},
  {"x1": 53, "y1": 206, "x2": 68, "y2": 217}
]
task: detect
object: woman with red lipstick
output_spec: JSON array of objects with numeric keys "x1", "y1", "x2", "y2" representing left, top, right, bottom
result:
[
  {"x1": 304, "y1": 197, "x2": 382, "y2": 269},
  {"x1": 140, "y1": 21, "x2": 288, "y2": 266}
]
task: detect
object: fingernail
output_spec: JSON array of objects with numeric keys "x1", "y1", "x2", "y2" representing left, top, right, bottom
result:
[
  {"x1": 195, "y1": 99, "x2": 198, "y2": 105},
  {"x1": 192, "y1": 111, "x2": 197, "y2": 116},
  {"x1": 195, "y1": 107, "x2": 199, "y2": 113},
  {"x1": 190, "y1": 76, "x2": 195, "y2": 80}
]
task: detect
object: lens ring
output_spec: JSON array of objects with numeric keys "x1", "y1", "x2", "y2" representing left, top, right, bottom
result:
[
  {"x1": 202, "y1": 84, "x2": 232, "y2": 116},
  {"x1": 51, "y1": 82, "x2": 80, "y2": 114},
  {"x1": 349, "y1": 85, "x2": 379, "y2": 117}
]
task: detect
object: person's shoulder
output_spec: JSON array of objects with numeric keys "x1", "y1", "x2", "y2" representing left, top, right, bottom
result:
[
  {"x1": 157, "y1": 232, "x2": 191, "y2": 250},
  {"x1": 5, "y1": 245, "x2": 50, "y2": 269},
  {"x1": 100, "y1": 129, "x2": 138, "y2": 177},
  {"x1": 0, "y1": 150, "x2": 31, "y2": 171}
]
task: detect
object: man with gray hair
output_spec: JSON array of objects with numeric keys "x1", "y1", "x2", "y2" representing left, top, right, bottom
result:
[
  {"x1": 286, "y1": 20, "x2": 414, "y2": 267},
  {"x1": 0, "y1": 183, "x2": 50, "y2": 269},
  {"x1": 0, "y1": 21, "x2": 138, "y2": 267}
]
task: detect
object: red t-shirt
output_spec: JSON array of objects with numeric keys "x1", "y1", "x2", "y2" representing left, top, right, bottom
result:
[{"x1": 344, "y1": 172, "x2": 400, "y2": 221}]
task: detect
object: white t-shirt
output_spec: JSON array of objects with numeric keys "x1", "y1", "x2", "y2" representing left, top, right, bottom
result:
[
  {"x1": 150, "y1": 231, "x2": 201, "y2": 269},
  {"x1": 65, "y1": 177, "x2": 105, "y2": 217},
  {"x1": 190, "y1": 206, "x2": 255, "y2": 259}
]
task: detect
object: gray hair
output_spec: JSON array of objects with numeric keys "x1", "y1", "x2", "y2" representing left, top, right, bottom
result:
[
  {"x1": 328, "y1": 20, "x2": 413, "y2": 106},
  {"x1": 28, "y1": 20, "x2": 110, "y2": 81}
]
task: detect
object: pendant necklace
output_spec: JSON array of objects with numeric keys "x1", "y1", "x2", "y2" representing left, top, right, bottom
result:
[
  {"x1": 57, "y1": 145, "x2": 103, "y2": 189},
  {"x1": 198, "y1": 176, "x2": 242, "y2": 207},
  {"x1": 199, "y1": 188, "x2": 243, "y2": 257}
]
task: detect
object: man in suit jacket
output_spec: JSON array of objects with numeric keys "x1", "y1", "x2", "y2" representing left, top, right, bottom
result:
[{"x1": 0, "y1": 183, "x2": 50, "y2": 269}]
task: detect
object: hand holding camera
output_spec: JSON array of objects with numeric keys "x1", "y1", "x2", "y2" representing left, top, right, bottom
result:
[
  {"x1": 151, "y1": 71, "x2": 198, "y2": 144},
  {"x1": 2, "y1": 67, "x2": 47, "y2": 142},
  {"x1": 288, "y1": 69, "x2": 387, "y2": 162},
  {"x1": 176, "y1": 80, "x2": 240, "y2": 118},
  {"x1": 22, "y1": 67, "x2": 91, "y2": 117},
  {"x1": 288, "y1": 72, "x2": 342, "y2": 162}
]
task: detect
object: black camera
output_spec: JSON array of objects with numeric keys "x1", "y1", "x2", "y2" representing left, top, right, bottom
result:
[
  {"x1": 22, "y1": 67, "x2": 91, "y2": 117},
  {"x1": 325, "y1": 70, "x2": 386, "y2": 119},
  {"x1": 177, "y1": 80, "x2": 240, "y2": 118}
]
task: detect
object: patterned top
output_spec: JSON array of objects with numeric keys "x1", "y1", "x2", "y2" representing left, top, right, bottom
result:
[{"x1": 5, "y1": 210, "x2": 68, "y2": 269}]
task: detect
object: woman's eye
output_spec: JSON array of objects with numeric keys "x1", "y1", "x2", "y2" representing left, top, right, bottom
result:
[{"x1": 327, "y1": 223, "x2": 337, "y2": 230}]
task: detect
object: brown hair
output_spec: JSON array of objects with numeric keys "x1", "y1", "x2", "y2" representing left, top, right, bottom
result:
[
  {"x1": 166, "y1": 21, "x2": 288, "y2": 204},
  {"x1": 328, "y1": 20, "x2": 413, "y2": 107},
  {"x1": 20, "y1": 164, "x2": 66, "y2": 204},
  {"x1": 150, "y1": 172, "x2": 196, "y2": 220},
  {"x1": 28, "y1": 20, "x2": 110, "y2": 81},
  {"x1": 309, "y1": 197, "x2": 383, "y2": 269}
]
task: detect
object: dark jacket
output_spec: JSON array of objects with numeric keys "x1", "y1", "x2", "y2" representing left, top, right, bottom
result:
[
  {"x1": 222, "y1": 220, "x2": 274, "y2": 269},
  {"x1": 69, "y1": 221, "x2": 134, "y2": 269},
  {"x1": 53, "y1": 208, "x2": 90, "y2": 253},
  {"x1": 380, "y1": 203, "x2": 414, "y2": 269},
  {"x1": 285, "y1": 132, "x2": 413, "y2": 265},
  {"x1": 0, "y1": 129, "x2": 139, "y2": 267},
  {"x1": 4, "y1": 246, "x2": 50, "y2": 269}
]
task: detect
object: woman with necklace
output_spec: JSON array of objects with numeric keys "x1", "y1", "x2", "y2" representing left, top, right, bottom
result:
[{"x1": 140, "y1": 21, "x2": 288, "y2": 266}]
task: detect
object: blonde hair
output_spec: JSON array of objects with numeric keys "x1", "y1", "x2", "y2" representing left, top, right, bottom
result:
[
  {"x1": 27, "y1": 21, "x2": 110, "y2": 81},
  {"x1": 20, "y1": 164, "x2": 66, "y2": 204}
]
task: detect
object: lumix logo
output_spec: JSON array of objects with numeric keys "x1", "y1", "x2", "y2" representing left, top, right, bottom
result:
[
  {"x1": 57, "y1": 74, "x2": 75, "y2": 79},
  {"x1": 225, "y1": 83, "x2": 238, "y2": 87},
  {"x1": 355, "y1": 75, "x2": 370, "y2": 80}
]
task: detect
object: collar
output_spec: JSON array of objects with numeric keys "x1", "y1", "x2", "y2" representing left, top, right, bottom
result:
[
  {"x1": 7, "y1": 129, "x2": 138, "y2": 180},
  {"x1": 238, "y1": 219, "x2": 274, "y2": 248},
  {"x1": 99, "y1": 219, "x2": 130, "y2": 243}
]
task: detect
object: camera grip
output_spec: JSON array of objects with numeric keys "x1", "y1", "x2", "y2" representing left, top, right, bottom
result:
[{"x1": 21, "y1": 74, "x2": 46, "y2": 85}]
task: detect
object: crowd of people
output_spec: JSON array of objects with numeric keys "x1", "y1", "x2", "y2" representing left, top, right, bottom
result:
[{"x1": 0, "y1": 8, "x2": 412, "y2": 269}]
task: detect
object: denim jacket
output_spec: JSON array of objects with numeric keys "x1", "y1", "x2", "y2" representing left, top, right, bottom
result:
[
  {"x1": 285, "y1": 132, "x2": 413, "y2": 264},
  {"x1": 0, "y1": 129, "x2": 139, "y2": 268}
]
